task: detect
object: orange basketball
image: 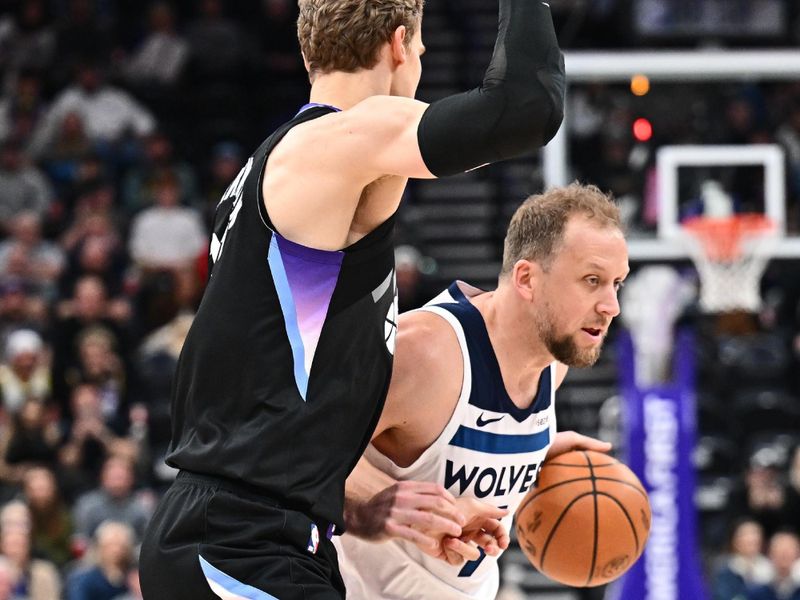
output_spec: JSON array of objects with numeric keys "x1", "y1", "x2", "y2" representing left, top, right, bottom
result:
[{"x1": 515, "y1": 450, "x2": 651, "y2": 588}]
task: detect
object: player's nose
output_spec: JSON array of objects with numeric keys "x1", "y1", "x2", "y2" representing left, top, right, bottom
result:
[{"x1": 597, "y1": 288, "x2": 620, "y2": 318}]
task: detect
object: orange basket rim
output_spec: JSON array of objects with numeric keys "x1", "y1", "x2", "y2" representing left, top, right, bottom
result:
[
  {"x1": 681, "y1": 214, "x2": 775, "y2": 262},
  {"x1": 681, "y1": 213, "x2": 775, "y2": 233}
]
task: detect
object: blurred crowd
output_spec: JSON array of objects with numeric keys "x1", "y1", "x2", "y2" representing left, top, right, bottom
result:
[
  {"x1": 566, "y1": 80, "x2": 800, "y2": 236},
  {"x1": 0, "y1": 0, "x2": 313, "y2": 597},
  {"x1": 0, "y1": 0, "x2": 800, "y2": 599}
]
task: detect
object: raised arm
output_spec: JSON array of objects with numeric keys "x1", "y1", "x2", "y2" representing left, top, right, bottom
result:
[
  {"x1": 299, "y1": 0, "x2": 565, "y2": 183},
  {"x1": 416, "y1": 0, "x2": 565, "y2": 177}
]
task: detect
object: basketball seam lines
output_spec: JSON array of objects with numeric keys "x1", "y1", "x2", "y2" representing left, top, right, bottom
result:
[
  {"x1": 585, "y1": 451, "x2": 599, "y2": 588},
  {"x1": 538, "y1": 491, "x2": 595, "y2": 573},
  {"x1": 516, "y1": 476, "x2": 646, "y2": 516},
  {"x1": 516, "y1": 477, "x2": 589, "y2": 515},
  {"x1": 596, "y1": 492, "x2": 640, "y2": 555},
  {"x1": 594, "y1": 478, "x2": 649, "y2": 500}
]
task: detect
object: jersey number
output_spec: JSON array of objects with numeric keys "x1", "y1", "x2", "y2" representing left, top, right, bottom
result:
[{"x1": 209, "y1": 157, "x2": 254, "y2": 267}]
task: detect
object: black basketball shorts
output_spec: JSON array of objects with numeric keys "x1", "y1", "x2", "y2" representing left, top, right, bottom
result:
[{"x1": 140, "y1": 471, "x2": 345, "y2": 600}]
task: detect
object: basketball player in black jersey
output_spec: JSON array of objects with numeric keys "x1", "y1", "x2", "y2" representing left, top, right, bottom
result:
[{"x1": 139, "y1": 0, "x2": 565, "y2": 598}]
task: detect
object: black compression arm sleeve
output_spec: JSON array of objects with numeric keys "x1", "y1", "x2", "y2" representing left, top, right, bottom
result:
[{"x1": 417, "y1": 0, "x2": 565, "y2": 177}]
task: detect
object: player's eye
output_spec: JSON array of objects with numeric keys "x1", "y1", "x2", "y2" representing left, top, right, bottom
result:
[{"x1": 585, "y1": 276, "x2": 599, "y2": 286}]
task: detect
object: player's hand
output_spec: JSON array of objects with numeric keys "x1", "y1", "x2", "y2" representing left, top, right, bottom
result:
[
  {"x1": 350, "y1": 481, "x2": 465, "y2": 557},
  {"x1": 546, "y1": 431, "x2": 612, "y2": 461},
  {"x1": 439, "y1": 498, "x2": 509, "y2": 566}
]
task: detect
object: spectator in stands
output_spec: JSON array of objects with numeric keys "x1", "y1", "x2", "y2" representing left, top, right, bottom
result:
[
  {"x1": 185, "y1": 0, "x2": 250, "y2": 81},
  {"x1": 0, "y1": 212, "x2": 64, "y2": 295},
  {"x1": 35, "y1": 111, "x2": 93, "y2": 196},
  {"x1": 0, "y1": 0, "x2": 56, "y2": 89},
  {"x1": 0, "y1": 555, "x2": 22, "y2": 600},
  {"x1": 51, "y1": 0, "x2": 117, "y2": 90},
  {"x1": 72, "y1": 455, "x2": 150, "y2": 544},
  {"x1": 748, "y1": 530, "x2": 800, "y2": 600},
  {"x1": 728, "y1": 447, "x2": 791, "y2": 540},
  {"x1": 0, "y1": 329, "x2": 49, "y2": 414},
  {"x1": 111, "y1": 563, "x2": 142, "y2": 600},
  {"x1": 52, "y1": 275, "x2": 130, "y2": 413},
  {"x1": 121, "y1": 131, "x2": 198, "y2": 214},
  {"x1": 0, "y1": 398, "x2": 60, "y2": 475},
  {"x1": 128, "y1": 171, "x2": 206, "y2": 270},
  {"x1": 29, "y1": 60, "x2": 155, "y2": 159},
  {"x1": 59, "y1": 235, "x2": 127, "y2": 303},
  {"x1": 0, "y1": 281, "x2": 46, "y2": 352},
  {"x1": 0, "y1": 501, "x2": 61, "y2": 600},
  {"x1": 784, "y1": 445, "x2": 800, "y2": 534},
  {"x1": 258, "y1": 0, "x2": 302, "y2": 78},
  {"x1": 254, "y1": 0, "x2": 305, "y2": 123},
  {"x1": 0, "y1": 140, "x2": 53, "y2": 230},
  {"x1": 67, "y1": 326, "x2": 128, "y2": 433},
  {"x1": 0, "y1": 502, "x2": 29, "y2": 534},
  {"x1": 0, "y1": 70, "x2": 47, "y2": 147},
  {"x1": 58, "y1": 384, "x2": 122, "y2": 497},
  {"x1": 124, "y1": 2, "x2": 188, "y2": 89},
  {"x1": 201, "y1": 140, "x2": 243, "y2": 226},
  {"x1": 21, "y1": 467, "x2": 73, "y2": 569},
  {"x1": 60, "y1": 207, "x2": 122, "y2": 261},
  {"x1": 721, "y1": 93, "x2": 763, "y2": 146},
  {"x1": 55, "y1": 152, "x2": 111, "y2": 222},
  {"x1": 711, "y1": 518, "x2": 772, "y2": 600},
  {"x1": 65, "y1": 520, "x2": 133, "y2": 600},
  {"x1": 61, "y1": 273, "x2": 126, "y2": 329}
]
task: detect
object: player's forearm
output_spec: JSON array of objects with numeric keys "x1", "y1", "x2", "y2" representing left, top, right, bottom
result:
[
  {"x1": 343, "y1": 456, "x2": 398, "y2": 537},
  {"x1": 418, "y1": 0, "x2": 565, "y2": 176}
]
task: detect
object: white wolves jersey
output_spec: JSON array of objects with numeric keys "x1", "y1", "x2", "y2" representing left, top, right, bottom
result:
[{"x1": 336, "y1": 281, "x2": 557, "y2": 599}]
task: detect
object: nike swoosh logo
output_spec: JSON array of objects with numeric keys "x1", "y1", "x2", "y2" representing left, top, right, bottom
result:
[{"x1": 476, "y1": 413, "x2": 504, "y2": 427}]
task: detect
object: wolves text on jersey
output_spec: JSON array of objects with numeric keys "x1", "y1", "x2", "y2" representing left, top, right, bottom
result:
[{"x1": 444, "y1": 460, "x2": 541, "y2": 499}]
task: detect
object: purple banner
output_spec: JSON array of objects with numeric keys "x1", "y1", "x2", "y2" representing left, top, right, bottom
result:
[{"x1": 607, "y1": 329, "x2": 708, "y2": 600}]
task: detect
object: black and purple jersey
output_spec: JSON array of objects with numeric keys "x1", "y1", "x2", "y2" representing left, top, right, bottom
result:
[{"x1": 166, "y1": 105, "x2": 398, "y2": 529}]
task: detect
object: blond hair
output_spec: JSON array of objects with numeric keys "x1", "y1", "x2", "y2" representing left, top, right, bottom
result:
[
  {"x1": 501, "y1": 182, "x2": 621, "y2": 275},
  {"x1": 298, "y1": 0, "x2": 424, "y2": 76}
]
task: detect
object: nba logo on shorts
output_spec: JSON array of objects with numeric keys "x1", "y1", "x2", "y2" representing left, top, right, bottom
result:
[{"x1": 307, "y1": 524, "x2": 320, "y2": 554}]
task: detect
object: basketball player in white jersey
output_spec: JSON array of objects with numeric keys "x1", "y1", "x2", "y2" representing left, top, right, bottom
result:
[{"x1": 336, "y1": 183, "x2": 630, "y2": 599}]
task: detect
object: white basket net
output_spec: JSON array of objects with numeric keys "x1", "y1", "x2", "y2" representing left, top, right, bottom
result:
[{"x1": 681, "y1": 215, "x2": 777, "y2": 313}]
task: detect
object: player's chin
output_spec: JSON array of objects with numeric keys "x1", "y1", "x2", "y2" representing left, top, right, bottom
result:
[{"x1": 568, "y1": 338, "x2": 603, "y2": 368}]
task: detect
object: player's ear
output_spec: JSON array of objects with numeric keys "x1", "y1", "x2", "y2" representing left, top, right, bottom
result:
[
  {"x1": 512, "y1": 259, "x2": 538, "y2": 302},
  {"x1": 390, "y1": 25, "x2": 409, "y2": 65}
]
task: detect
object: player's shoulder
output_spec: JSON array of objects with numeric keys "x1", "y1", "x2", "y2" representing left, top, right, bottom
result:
[
  {"x1": 394, "y1": 309, "x2": 462, "y2": 377},
  {"x1": 350, "y1": 94, "x2": 425, "y2": 113},
  {"x1": 380, "y1": 309, "x2": 464, "y2": 435},
  {"x1": 397, "y1": 308, "x2": 459, "y2": 347},
  {"x1": 276, "y1": 96, "x2": 424, "y2": 159},
  {"x1": 330, "y1": 95, "x2": 427, "y2": 133}
]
